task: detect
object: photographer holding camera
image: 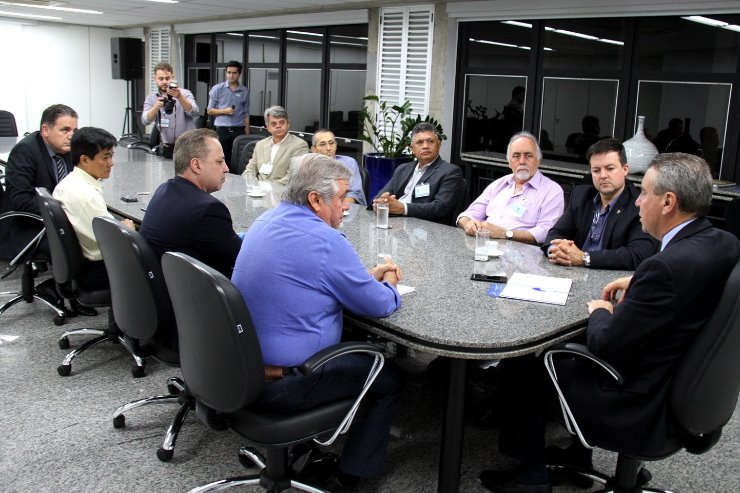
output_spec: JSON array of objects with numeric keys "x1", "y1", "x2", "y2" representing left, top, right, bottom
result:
[{"x1": 142, "y1": 62, "x2": 199, "y2": 159}]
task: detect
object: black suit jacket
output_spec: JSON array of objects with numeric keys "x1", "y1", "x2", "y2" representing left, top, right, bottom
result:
[
  {"x1": 374, "y1": 156, "x2": 465, "y2": 223},
  {"x1": 542, "y1": 183, "x2": 659, "y2": 270},
  {"x1": 0, "y1": 132, "x2": 73, "y2": 257},
  {"x1": 559, "y1": 218, "x2": 740, "y2": 456},
  {"x1": 139, "y1": 176, "x2": 242, "y2": 278}
]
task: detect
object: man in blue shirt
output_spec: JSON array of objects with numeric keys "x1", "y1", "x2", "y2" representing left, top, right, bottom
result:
[
  {"x1": 232, "y1": 153, "x2": 403, "y2": 491},
  {"x1": 310, "y1": 129, "x2": 367, "y2": 205},
  {"x1": 207, "y1": 60, "x2": 250, "y2": 172}
]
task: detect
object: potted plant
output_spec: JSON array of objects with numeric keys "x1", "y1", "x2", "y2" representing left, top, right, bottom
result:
[{"x1": 358, "y1": 94, "x2": 446, "y2": 198}]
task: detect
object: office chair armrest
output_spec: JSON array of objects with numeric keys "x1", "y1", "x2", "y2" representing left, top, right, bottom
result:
[
  {"x1": 299, "y1": 341, "x2": 384, "y2": 376},
  {"x1": 0, "y1": 210, "x2": 43, "y2": 224},
  {"x1": 543, "y1": 342, "x2": 624, "y2": 449},
  {"x1": 0, "y1": 211, "x2": 45, "y2": 272},
  {"x1": 301, "y1": 341, "x2": 385, "y2": 447}
]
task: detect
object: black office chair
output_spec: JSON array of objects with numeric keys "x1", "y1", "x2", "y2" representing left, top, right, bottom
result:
[
  {"x1": 358, "y1": 164, "x2": 370, "y2": 206},
  {"x1": 543, "y1": 259, "x2": 740, "y2": 492},
  {"x1": 448, "y1": 176, "x2": 469, "y2": 226},
  {"x1": 161, "y1": 252, "x2": 385, "y2": 493},
  {"x1": 36, "y1": 188, "x2": 145, "y2": 377},
  {"x1": 0, "y1": 110, "x2": 18, "y2": 137},
  {"x1": 92, "y1": 216, "x2": 193, "y2": 462},
  {"x1": 232, "y1": 134, "x2": 262, "y2": 174},
  {"x1": 723, "y1": 197, "x2": 740, "y2": 240}
]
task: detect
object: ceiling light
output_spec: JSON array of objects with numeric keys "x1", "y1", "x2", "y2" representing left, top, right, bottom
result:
[
  {"x1": 502, "y1": 21, "x2": 532, "y2": 28},
  {"x1": 226, "y1": 32, "x2": 244, "y2": 37},
  {"x1": 146, "y1": 0, "x2": 179, "y2": 4},
  {"x1": 0, "y1": 9, "x2": 61, "y2": 20},
  {"x1": 0, "y1": 2, "x2": 101, "y2": 14},
  {"x1": 681, "y1": 15, "x2": 728, "y2": 27},
  {"x1": 721, "y1": 24, "x2": 740, "y2": 33}
]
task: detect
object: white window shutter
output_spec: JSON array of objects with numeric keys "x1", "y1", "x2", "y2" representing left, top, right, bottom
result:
[
  {"x1": 377, "y1": 5, "x2": 434, "y2": 118},
  {"x1": 148, "y1": 26, "x2": 171, "y2": 95}
]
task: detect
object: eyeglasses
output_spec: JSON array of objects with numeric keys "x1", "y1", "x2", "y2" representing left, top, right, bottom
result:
[{"x1": 316, "y1": 140, "x2": 336, "y2": 148}]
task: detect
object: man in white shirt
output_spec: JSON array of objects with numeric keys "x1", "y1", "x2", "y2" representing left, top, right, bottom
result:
[{"x1": 53, "y1": 127, "x2": 134, "y2": 293}]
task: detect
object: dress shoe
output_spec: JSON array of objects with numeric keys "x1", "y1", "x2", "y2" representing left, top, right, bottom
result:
[
  {"x1": 545, "y1": 444, "x2": 594, "y2": 488},
  {"x1": 479, "y1": 470, "x2": 552, "y2": 493},
  {"x1": 70, "y1": 299, "x2": 99, "y2": 317}
]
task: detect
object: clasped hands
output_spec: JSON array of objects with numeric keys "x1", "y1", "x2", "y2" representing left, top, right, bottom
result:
[
  {"x1": 372, "y1": 193, "x2": 404, "y2": 215},
  {"x1": 369, "y1": 256, "x2": 402, "y2": 286},
  {"x1": 547, "y1": 239, "x2": 585, "y2": 266}
]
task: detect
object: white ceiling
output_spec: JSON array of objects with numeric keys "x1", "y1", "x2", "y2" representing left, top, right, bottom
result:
[{"x1": 0, "y1": 0, "x2": 395, "y2": 29}]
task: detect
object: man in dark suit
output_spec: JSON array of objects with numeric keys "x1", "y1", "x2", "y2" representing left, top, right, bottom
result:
[
  {"x1": 372, "y1": 122, "x2": 464, "y2": 224},
  {"x1": 480, "y1": 153, "x2": 740, "y2": 493},
  {"x1": 140, "y1": 128, "x2": 242, "y2": 278},
  {"x1": 543, "y1": 138, "x2": 658, "y2": 270},
  {"x1": 1, "y1": 104, "x2": 78, "y2": 258}
]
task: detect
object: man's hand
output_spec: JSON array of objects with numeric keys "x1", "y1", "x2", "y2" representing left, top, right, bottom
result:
[
  {"x1": 602, "y1": 276, "x2": 633, "y2": 304},
  {"x1": 480, "y1": 221, "x2": 507, "y2": 239},
  {"x1": 168, "y1": 86, "x2": 183, "y2": 100},
  {"x1": 369, "y1": 258, "x2": 402, "y2": 286},
  {"x1": 547, "y1": 239, "x2": 585, "y2": 266},
  {"x1": 153, "y1": 98, "x2": 165, "y2": 111},
  {"x1": 121, "y1": 218, "x2": 135, "y2": 230},
  {"x1": 373, "y1": 192, "x2": 404, "y2": 215},
  {"x1": 587, "y1": 299, "x2": 614, "y2": 314},
  {"x1": 458, "y1": 216, "x2": 481, "y2": 236}
]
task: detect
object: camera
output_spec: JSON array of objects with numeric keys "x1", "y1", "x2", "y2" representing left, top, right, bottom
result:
[{"x1": 162, "y1": 80, "x2": 178, "y2": 114}]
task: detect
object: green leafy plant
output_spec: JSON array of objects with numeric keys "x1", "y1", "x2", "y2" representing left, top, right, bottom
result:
[{"x1": 358, "y1": 95, "x2": 446, "y2": 158}]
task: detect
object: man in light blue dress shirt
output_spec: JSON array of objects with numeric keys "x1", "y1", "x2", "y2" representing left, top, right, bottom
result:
[
  {"x1": 207, "y1": 60, "x2": 250, "y2": 172},
  {"x1": 311, "y1": 129, "x2": 367, "y2": 205}
]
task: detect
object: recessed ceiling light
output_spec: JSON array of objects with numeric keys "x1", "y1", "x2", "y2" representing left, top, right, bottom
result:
[
  {"x1": 0, "y1": 1, "x2": 101, "y2": 14},
  {"x1": 681, "y1": 16, "x2": 728, "y2": 27},
  {"x1": 0, "y1": 10, "x2": 61, "y2": 20},
  {"x1": 146, "y1": 0, "x2": 180, "y2": 4}
]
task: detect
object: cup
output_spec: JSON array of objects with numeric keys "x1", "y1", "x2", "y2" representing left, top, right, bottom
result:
[
  {"x1": 376, "y1": 229, "x2": 391, "y2": 265},
  {"x1": 475, "y1": 230, "x2": 490, "y2": 261},
  {"x1": 376, "y1": 203, "x2": 390, "y2": 229}
]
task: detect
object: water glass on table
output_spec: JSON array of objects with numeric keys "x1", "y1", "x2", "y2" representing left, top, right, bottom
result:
[
  {"x1": 475, "y1": 230, "x2": 490, "y2": 261},
  {"x1": 376, "y1": 202, "x2": 390, "y2": 229}
]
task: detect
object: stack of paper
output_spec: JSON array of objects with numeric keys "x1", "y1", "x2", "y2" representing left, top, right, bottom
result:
[{"x1": 499, "y1": 273, "x2": 572, "y2": 305}]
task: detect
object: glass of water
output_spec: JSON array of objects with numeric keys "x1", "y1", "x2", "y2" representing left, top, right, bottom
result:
[
  {"x1": 376, "y1": 203, "x2": 390, "y2": 229},
  {"x1": 475, "y1": 230, "x2": 490, "y2": 261}
]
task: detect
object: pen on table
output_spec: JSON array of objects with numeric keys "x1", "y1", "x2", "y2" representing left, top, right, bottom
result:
[{"x1": 532, "y1": 287, "x2": 554, "y2": 293}]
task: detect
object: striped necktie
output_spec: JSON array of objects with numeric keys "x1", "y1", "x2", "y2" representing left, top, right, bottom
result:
[{"x1": 54, "y1": 154, "x2": 67, "y2": 182}]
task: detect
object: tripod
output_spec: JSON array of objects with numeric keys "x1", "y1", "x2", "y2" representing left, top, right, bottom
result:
[{"x1": 120, "y1": 79, "x2": 138, "y2": 139}]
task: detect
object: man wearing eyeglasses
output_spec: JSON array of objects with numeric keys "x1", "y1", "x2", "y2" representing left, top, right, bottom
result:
[
  {"x1": 457, "y1": 131, "x2": 564, "y2": 244},
  {"x1": 543, "y1": 138, "x2": 658, "y2": 270},
  {"x1": 310, "y1": 129, "x2": 366, "y2": 205}
]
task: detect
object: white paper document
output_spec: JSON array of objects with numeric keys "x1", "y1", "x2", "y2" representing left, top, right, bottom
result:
[
  {"x1": 396, "y1": 284, "x2": 415, "y2": 295},
  {"x1": 498, "y1": 273, "x2": 572, "y2": 305}
]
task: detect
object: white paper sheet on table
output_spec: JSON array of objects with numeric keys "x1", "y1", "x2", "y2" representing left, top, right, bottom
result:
[
  {"x1": 396, "y1": 284, "x2": 415, "y2": 295},
  {"x1": 498, "y1": 273, "x2": 572, "y2": 305}
]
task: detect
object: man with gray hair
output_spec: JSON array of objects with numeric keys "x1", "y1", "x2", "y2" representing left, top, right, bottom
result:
[
  {"x1": 480, "y1": 153, "x2": 740, "y2": 493},
  {"x1": 140, "y1": 128, "x2": 241, "y2": 277},
  {"x1": 242, "y1": 105, "x2": 308, "y2": 183},
  {"x1": 373, "y1": 122, "x2": 465, "y2": 224},
  {"x1": 232, "y1": 153, "x2": 403, "y2": 490},
  {"x1": 458, "y1": 131, "x2": 564, "y2": 244}
]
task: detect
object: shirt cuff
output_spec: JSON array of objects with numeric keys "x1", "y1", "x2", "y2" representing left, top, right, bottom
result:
[{"x1": 402, "y1": 202, "x2": 408, "y2": 216}]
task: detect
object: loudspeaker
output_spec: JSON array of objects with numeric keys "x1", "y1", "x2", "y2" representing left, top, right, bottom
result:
[{"x1": 111, "y1": 37, "x2": 144, "y2": 80}]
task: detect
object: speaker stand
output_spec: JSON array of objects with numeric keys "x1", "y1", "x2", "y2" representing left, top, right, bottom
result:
[{"x1": 120, "y1": 79, "x2": 138, "y2": 139}]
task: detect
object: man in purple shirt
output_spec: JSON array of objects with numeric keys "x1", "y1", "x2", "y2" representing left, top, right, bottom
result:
[
  {"x1": 232, "y1": 153, "x2": 403, "y2": 491},
  {"x1": 457, "y1": 131, "x2": 564, "y2": 244}
]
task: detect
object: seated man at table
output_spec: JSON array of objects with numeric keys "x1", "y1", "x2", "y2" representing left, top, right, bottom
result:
[
  {"x1": 140, "y1": 128, "x2": 241, "y2": 278},
  {"x1": 372, "y1": 122, "x2": 465, "y2": 224},
  {"x1": 53, "y1": 127, "x2": 135, "y2": 295},
  {"x1": 232, "y1": 153, "x2": 403, "y2": 491},
  {"x1": 457, "y1": 132, "x2": 564, "y2": 244},
  {"x1": 480, "y1": 153, "x2": 740, "y2": 493},
  {"x1": 242, "y1": 105, "x2": 308, "y2": 184},
  {"x1": 543, "y1": 138, "x2": 658, "y2": 270},
  {"x1": 1, "y1": 104, "x2": 78, "y2": 259},
  {"x1": 311, "y1": 129, "x2": 366, "y2": 205}
]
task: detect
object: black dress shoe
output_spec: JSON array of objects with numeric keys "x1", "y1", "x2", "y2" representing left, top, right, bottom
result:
[
  {"x1": 71, "y1": 299, "x2": 99, "y2": 317},
  {"x1": 479, "y1": 470, "x2": 552, "y2": 493},
  {"x1": 545, "y1": 445, "x2": 594, "y2": 488}
]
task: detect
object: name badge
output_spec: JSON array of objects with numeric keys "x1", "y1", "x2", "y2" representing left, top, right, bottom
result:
[
  {"x1": 160, "y1": 118, "x2": 170, "y2": 128},
  {"x1": 415, "y1": 183, "x2": 430, "y2": 198},
  {"x1": 259, "y1": 162, "x2": 273, "y2": 175},
  {"x1": 511, "y1": 203, "x2": 527, "y2": 218}
]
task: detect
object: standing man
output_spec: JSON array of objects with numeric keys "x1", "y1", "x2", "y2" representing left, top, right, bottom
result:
[
  {"x1": 543, "y1": 138, "x2": 658, "y2": 270},
  {"x1": 480, "y1": 153, "x2": 740, "y2": 493},
  {"x1": 140, "y1": 128, "x2": 242, "y2": 278},
  {"x1": 232, "y1": 154, "x2": 403, "y2": 491},
  {"x1": 1, "y1": 104, "x2": 78, "y2": 257},
  {"x1": 53, "y1": 127, "x2": 135, "y2": 294},
  {"x1": 142, "y1": 62, "x2": 199, "y2": 159},
  {"x1": 207, "y1": 60, "x2": 250, "y2": 173},
  {"x1": 372, "y1": 122, "x2": 465, "y2": 224},
  {"x1": 457, "y1": 131, "x2": 564, "y2": 244},
  {"x1": 311, "y1": 129, "x2": 366, "y2": 205},
  {"x1": 242, "y1": 106, "x2": 308, "y2": 184}
]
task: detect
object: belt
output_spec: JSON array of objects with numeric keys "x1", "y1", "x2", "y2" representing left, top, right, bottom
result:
[
  {"x1": 219, "y1": 126, "x2": 245, "y2": 132},
  {"x1": 264, "y1": 365, "x2": 296, "y2": 382}
]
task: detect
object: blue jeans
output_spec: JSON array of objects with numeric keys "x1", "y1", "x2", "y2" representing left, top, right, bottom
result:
[{"x1": 253, "y1": 354, "x2": 403, "y2": 478}]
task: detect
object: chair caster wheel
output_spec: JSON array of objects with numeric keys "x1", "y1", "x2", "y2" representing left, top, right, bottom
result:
[
  {"x1": 54, "y1": 315, "x2": 65, "y2": 326},
  {"x1": 157, "y1": 447, "x2": 174, "y2": 462},
  {"x1": 59, "y1": 337, "x2": 70, "y2": 349},
  {"x1": 57, "y1": 364, "x2": 71, "y2": 376},
  {"x1": 113, "y1": 415, "x2": 126, "y2": 428},
  {"x1": 167, "y1": 383, "x2": 181, "y2": 396},
  {"x1": 239, "y1": 453, "x2": 256, "y2": 469},
  {"x1": 131, "y1": 364, "x2": 146, "y2": 378}
]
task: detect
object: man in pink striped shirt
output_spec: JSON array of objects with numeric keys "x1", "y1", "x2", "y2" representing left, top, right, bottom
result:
[{"x1": 457, "y1": 131, "x2": 564, "y2": 244}]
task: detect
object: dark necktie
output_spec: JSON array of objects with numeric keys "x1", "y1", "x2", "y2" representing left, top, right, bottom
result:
[{"x1": 54, "y1": 154, "x2": 67, "y2": 182}]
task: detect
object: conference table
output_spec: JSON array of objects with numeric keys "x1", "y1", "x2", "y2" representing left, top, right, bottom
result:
[{"x1": 103, "y1": 146, "x2": 631, "y2": 493}]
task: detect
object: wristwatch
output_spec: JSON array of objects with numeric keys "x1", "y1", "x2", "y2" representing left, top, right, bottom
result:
[
  {"x1": 583, "y1": 252, "x2": 591, "y2": 267},
  {"x1": 505, "y1": 230, "x2": 514, "y2": 240}
]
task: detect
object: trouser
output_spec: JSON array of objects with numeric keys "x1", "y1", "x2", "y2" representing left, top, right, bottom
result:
[
  {"x1": 253, "y1": 354, "x2": 403, "y2": 478},
  {"x1": 216, "y1": 126, "x2": 246, "y2": 172}
]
